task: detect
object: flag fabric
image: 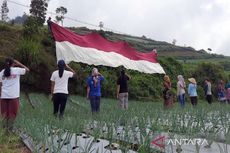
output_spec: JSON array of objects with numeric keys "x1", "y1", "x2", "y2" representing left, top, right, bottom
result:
[{"x1": 50, "y1": 22, "x2": 165, "y2": 74}]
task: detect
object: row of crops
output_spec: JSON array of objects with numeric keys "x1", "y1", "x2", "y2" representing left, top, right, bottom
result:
[{"x1": 15, "y1": 93, "x2": 230, "y2": 153}]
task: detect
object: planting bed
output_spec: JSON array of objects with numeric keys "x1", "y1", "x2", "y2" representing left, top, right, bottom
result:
[{"x1": 13, "y1": 93, "x2": 230, "y2": 153}]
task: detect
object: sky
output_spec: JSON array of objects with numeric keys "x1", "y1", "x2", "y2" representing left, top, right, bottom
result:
[{"x1": 3, "y1": 0, "x2": 230, "y2": 56}]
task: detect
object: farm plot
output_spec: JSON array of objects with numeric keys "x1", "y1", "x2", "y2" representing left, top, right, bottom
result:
[{"x1": 14, "y1": 93, "x2": 230, "y2": 153}]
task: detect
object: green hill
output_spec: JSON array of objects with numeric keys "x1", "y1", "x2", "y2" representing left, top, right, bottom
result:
[
  {"x1": 0, "y1": 23, "x2": 229, "y2": 101},
  {"x1": 69, "y1": 26, "x2": 229, "y2": 60}
]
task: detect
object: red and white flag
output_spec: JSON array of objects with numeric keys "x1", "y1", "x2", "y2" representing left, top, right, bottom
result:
[{"x1": 50, "y1": 22, "x2": 165, "y2": 74}]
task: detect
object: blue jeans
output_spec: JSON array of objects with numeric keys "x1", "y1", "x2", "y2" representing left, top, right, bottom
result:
[
  {"x1": 178, "y1": 94, "x2": 185, "y2": 107},
  {"x1": 90, "y1": 96, "x2": 101, "y2": 113}
]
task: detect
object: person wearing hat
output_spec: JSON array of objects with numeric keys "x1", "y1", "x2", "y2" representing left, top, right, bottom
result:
[
  {"x1": 163, "y1": 75, "x2": 173, "y2": 108},
  {"x1": 188, "y1": 78, "x2": 198, "y2": 106},
  {"x1": 50, "y1": 60, "x2": 76, "y2": 118},
  {"x1": 86, "y1": 68, "x2": 104, "y2": 114}
]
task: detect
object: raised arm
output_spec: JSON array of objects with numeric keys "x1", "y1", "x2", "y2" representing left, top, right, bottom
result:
[
  {"x1": 66, "y1": 64, "x2": 76, "y2": 75},
  {"x1": 126, "y1": 73, "x2": 131, "y2": 80},
  {"x1": 14, "y1": 60, "x2": 30, "y2": 72}
]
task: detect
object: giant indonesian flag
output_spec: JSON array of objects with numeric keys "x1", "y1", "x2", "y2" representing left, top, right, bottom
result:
[{"x1": 50, "y1": 22, "x2": 165, "y2": 74}]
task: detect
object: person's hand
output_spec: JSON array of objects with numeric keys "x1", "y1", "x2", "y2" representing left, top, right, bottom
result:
[{"x1": 116, "y1": 94, "x2": 119, "y2": 99}]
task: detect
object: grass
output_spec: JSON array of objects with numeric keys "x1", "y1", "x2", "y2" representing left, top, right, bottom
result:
[
  {"x1": 8, "y1": 93, "x2": 230, "y2": 152},
  {"x1": 0, "y1": 127, "x2": 30, "y2": 153}
]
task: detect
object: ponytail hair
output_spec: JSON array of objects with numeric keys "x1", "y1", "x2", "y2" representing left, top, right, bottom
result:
[
  {"x1": 57, "y1": 60, "x2": 65, "y2": 78},
  {"x1": 4, "y1": 58, "x2": 14, "y2": 77}
]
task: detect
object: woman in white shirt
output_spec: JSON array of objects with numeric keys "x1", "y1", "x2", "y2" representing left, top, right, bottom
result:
[
  {"x1": 50, "y1": 60, "x2": 75, "y2": 118},
  {"x1": 0, "y1": 58, "x2": 29, "y2": 131}
]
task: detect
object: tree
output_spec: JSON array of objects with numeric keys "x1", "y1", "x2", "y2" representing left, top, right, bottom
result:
[
  {"x1": 23, "y1": 16, "x2": 40, "y2": 38},
  {"x1": 172, "y1": 39, "x2": 177, "y2": 45},
  {"x1": 99, "y1": 21, "x2": 104, "y2": 30},
  {"x1": 55, "y1": 6, "x2": 67, "y2": 26},
  {"x1": 1, "y1": 0, "x2": 9, "y2": 22},
  {"x1": 11, "y1": 13, "x2": 28, "y2": 24},
  {"x1": 29, "y1": 0, "x2": 48, "y2": 26}
]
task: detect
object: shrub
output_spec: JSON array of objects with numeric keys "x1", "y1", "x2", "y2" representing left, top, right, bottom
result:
[{"x1": 190, "y1": 62, "x2": 228, "y2": 98}]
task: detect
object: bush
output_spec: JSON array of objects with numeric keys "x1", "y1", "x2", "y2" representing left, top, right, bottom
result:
[
  {"x1": 15, "y1": 39, "x2": 40, "y2": 65},
  {"x1": 190, "y1": 62, "x2": 228, "y2": 98},
  {"x1": 23, "y1": 16, "x2": 40, "y2": 39},
  {"x1": 14, "y1": 38, "x2": 55, "y2": 92}
]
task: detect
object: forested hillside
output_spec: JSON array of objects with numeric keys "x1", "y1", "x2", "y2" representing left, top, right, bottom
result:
[{"x1": 0, "y1": 23, "x2": 229, "y2": 101}]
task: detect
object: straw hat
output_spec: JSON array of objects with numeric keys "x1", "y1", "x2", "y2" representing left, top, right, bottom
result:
[{"x1": 188, "y1": 78, "x2": 196, "y2": 84}]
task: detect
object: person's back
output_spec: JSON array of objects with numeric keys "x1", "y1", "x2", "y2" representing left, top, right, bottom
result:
[
  {"x1": 0, "y1": 67, "x2": 26, "y2": 99},
  {"x1": 51, "y1": 70, "x2": 73, "y2": 94},
  {"x1": 117, "y1": 75, "x2": 129, "y2": 93},
  {"x1": 50, "y1": 60, "x2": 75, "y2": 118},
  {"x1": 0, "y1": 58, "x2": 29, "y2": 131},
  {"x1": 188, "y1": 83, "x2": 197, "y2": 97},
  {"x1": 117, "y1": 69, "x2": 131, "y2": 109}
]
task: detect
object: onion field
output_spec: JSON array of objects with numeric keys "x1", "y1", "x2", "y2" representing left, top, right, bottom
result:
[{"x1": 14, "y1": 93, "x2": 230, "y2": 153}]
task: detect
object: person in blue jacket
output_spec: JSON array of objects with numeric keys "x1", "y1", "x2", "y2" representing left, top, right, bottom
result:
[
  {"x1": 188, "y1": 78, "x2": 198, "y2": 106},
  {"x1": 86, "y1": 68, "x2": 104, "y2": 113}
]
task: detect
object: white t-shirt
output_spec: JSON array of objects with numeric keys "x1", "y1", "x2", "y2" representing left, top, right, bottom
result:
[
  {"x1": 0, "y1": 67, "x2": 26, "y2": 99},
  {"x1": 50, "y1": 70, "x2": 74, "y2": 94}
]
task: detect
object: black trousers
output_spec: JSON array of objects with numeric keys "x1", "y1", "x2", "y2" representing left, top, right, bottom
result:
[
  {"x1": 190, "y1": 96, "x2": 198, "y2": 106},
  {"x1": 53, "y1": 93, "x2": 68, "y2": 117},
  {"x1": 206, "y1": 95, "x2": 212, "y2": 104}
]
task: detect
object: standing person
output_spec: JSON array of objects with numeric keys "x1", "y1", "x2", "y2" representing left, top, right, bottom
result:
[
  {"x1": 188, "y1": 78, "x2": 198, "y2": 106},
  {"x1": 177, "y1": 75, "x2": 186, "y2": 107},
  {"x1": 217, "y1": 80, "x2": 227, "y2": 103},
  {"x1": 0, "y1": 58, "x2": 29, "y2": 131},
  {"x1": 50, "y1": 60, "x2": 75, "y2": 118},
  {"x1": 204, "y1": 79, "x2": 212, "y2": 104},
  {"x1": 87, "y1": 68, "x2": 104, "y2": 114},
  {"x1": 226, "y1": 81, "x2": 230, "y2": 103},
  {"x1": 116, "y1": 69, "x2": 131, "y2": 109},
  {"x1": 163, "y1": 75, "x2": 173, "y2": 108}
]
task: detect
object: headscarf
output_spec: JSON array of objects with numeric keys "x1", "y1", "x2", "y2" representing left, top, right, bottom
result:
[
  {"x1": 92, "y1": 68, "x2": 99, "y2": 87},
  {"x1": 92, "y1": 67, "x2": 98, "y2": 76},
  {"x1": 177, "y1": 75, "x2": 185, "y2": 88}
]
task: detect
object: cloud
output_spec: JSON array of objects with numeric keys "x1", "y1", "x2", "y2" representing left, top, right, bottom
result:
[{"x1": 6, "y1": 0, "x2": 230, "y2": 56}]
